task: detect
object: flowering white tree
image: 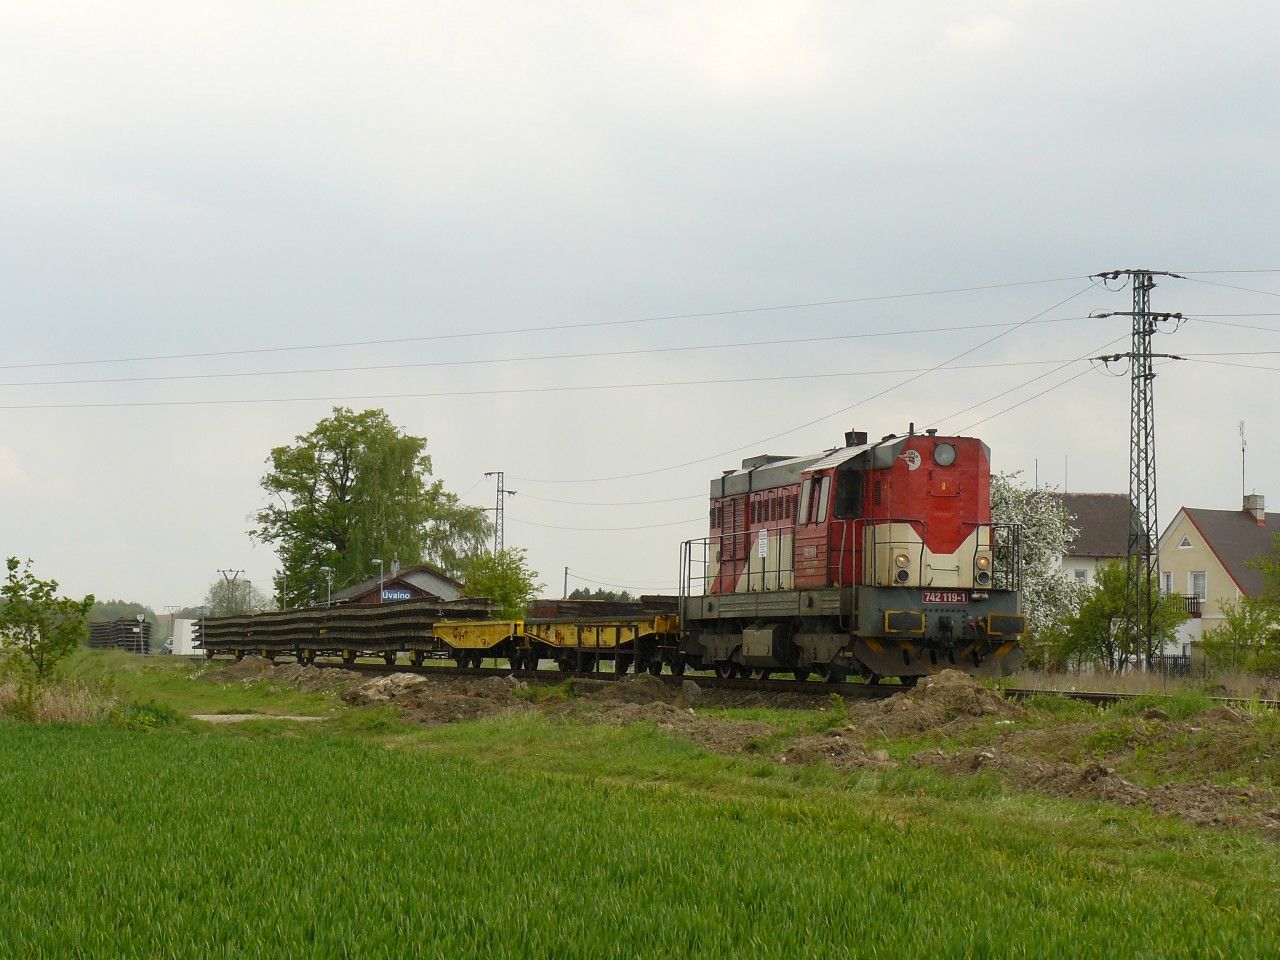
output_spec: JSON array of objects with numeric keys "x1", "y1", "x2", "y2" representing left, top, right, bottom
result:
[{"x1": 989, "y1": 472, "x2": 1082, "y2": 635}]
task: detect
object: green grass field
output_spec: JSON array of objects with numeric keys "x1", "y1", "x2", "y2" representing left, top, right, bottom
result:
[{"x1": 2, "y1": 703, "x2": 1279, "y2": 958}]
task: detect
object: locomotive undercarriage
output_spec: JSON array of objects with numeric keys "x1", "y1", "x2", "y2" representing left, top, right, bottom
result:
[{"x1": 678, "y1": 586, "x2": 1025, "y2": 682}]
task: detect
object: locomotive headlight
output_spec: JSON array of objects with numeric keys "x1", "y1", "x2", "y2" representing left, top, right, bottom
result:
[
  {"x1": 894, "y1": 552, "x2": 910, "y2": 568},
  {"x1": 975, "y1": 555, "x2": 991, "y2": 571}
]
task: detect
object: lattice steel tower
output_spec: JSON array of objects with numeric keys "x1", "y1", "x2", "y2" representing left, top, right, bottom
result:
[
  {"x1": 483, "y1": 471, "x2": 517, "y2": 554},
  {"x1": 1092, "y1": 269, "x2": 1184, "y2": 665}
]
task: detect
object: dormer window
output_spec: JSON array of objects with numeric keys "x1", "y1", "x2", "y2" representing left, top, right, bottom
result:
[{"x1": 1178, "y1": 536, "x2": 1192, "y2": 549}]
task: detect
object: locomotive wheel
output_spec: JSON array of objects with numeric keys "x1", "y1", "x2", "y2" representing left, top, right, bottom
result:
[
  {"x1": 714, "y1": 661, "x2": 734, "y2": 679},
  {"x1": 295, "y1": 651, "x2": 307, "y2": 665},
  {"x1": 647, "y1": 659, "x2": 663, "y2": 677},
  {"x1": 792, "y1": 668, "x2": 810, "y2": 681}
]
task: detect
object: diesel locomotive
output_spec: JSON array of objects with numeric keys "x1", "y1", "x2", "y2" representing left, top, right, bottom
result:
[{"x1": 675, "y1": 427, "x2": 1026, "y2": 682}]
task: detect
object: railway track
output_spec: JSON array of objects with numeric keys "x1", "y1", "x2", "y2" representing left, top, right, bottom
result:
[{"x1": 301, "y1": 659, "x2": 1280, "y2": 710}]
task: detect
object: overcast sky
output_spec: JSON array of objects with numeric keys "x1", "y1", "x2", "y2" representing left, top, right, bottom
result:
[{"x1": 2, "y1": 1, "x2": 1278, "y2": 609}]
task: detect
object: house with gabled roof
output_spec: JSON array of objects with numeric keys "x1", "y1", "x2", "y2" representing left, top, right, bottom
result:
[
  {"x1": 1158, "y1": 493, "x2": 1278, "y2": 651},
  {"x1": 1054, "y1": 492, "x2": 1131, "y2": 586},
  {"x1": 331, "y1": 563, "x2": 464, "y2": 605}
]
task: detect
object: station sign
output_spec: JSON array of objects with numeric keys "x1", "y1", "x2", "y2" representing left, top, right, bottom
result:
[{"x1": 382, "y1": 588, "x2": 413, "y2": 602}]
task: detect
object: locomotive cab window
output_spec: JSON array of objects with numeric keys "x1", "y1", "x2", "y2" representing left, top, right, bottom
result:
[
  {"x1": 798, "y1": 480, "x2": 813, "y2": 523},
  {"x1": 834, "y1": 469, "x2": 863, "y2": 519}
]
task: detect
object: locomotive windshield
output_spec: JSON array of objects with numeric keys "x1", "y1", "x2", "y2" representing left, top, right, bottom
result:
[{"x1": 833, "y1": 469, "x2": 862, "y2": 519}]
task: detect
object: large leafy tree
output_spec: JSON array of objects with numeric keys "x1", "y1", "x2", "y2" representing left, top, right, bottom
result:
[
  {"x1": 251, "y1": 407, "x2": 490, "y2": 606},
  {"x1": 989, "y1": 472, "x2": 1082, "y2": 636},
  {"x1": 0, "y1": 558, "x2": 94, "y2": 680}
]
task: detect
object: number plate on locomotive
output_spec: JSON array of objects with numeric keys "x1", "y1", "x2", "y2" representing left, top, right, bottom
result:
[{"x1": 922, "y1": 590, "x2": 968, "y2": 604}]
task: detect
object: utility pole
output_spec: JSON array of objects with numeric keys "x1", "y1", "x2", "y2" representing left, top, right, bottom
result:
[
  {"x1": 564, "y1": 566, "x2": 569, "y2": 599},
  {"x1": 1091, "y1": 268, "x2": 1185, "y2": 668},
  {"x1": 483, "y1": 471, "x2": 517, "y2": 554}
]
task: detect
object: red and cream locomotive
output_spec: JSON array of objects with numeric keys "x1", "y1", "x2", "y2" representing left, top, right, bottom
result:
[{"x1": 677, "y1": 427, "x2": 1026, "y2": 682}]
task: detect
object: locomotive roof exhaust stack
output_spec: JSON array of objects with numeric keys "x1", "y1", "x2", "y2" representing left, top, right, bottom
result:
[{"x1": 844, "y1": 429, "x2": 868, "y2": 447}]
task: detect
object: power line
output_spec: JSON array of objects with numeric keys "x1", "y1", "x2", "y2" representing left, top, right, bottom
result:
[
  {"x1": 1184, "y1": 277, "x2": 1280, "y2": 299},
  {"x1": 0, "y1": 356, "x2": 1100, "y2": 411},
  {"x1": 956, "y1": 364, "x2": 1106, "y2": 433},
  {"x1": 511, "y1": 516, "x2": 705, "y2": 532},
  {"x1": 566, "y1": 571, "x2": 675, "y2": 591},
  {"x1": 0, "y1": 315, "x2": 1097, "y2": 390},
  {"x1": 931, "y1": 334, "x2": 1129, "y2": 430},
  {"x1": 0, "y1": 274, "x2": 1090, "y2": 373},
  {"x1": 1178, "y1": 268, "x2": 1280, "y2": 275},
  {"x1": 519, "y1": 491, "x2": 705, "y2": 506},
  {"x1": 511, "y1": 283, "x2": 1100, "y2": 484}
]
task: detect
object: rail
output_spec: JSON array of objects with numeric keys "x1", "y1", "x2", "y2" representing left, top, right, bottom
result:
[{"x1": 300, "y1": 659, "x2": 1280, "y2": 710}]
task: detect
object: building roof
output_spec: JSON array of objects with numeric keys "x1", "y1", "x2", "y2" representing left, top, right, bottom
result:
[
  {"x1": 1056, "y1": 492, "x2": 1131, "y2": 558},
  {"x1": 1180, "y1": 507, "x2": 1280, "y2": 597},
  {"x1": 331, "y1": 563, "x2": 464, "y2": 603}
]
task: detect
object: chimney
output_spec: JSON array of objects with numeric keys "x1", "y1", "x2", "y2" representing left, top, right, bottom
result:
[
  {"x1": 844, "y1": 429, "x2": 868, "y2": 447},
  {"x1": 1244, "y1": 493, "x2": 1266, "y2": 525}
]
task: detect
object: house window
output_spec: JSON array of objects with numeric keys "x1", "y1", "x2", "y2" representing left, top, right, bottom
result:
[
  {"x1": 1161, "y1": 571, "x2": 1172, "y2": 595},
  {"x1": 1189, "y1": 571, "x2": 1207, "y2": 601},
  {"x1": 1073, "y1": 569, "x2": 1087, "y2": 583},
  {"x1": 1178, "y1": 536, "x2": 1192, "y2": 549}
]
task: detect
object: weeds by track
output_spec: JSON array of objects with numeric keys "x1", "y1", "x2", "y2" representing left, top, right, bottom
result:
[{"x1": 296, "y1": 659, "x2": 1280, "y2": 710}]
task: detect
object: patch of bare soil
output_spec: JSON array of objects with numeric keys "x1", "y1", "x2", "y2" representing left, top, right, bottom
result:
[
  {"x1": 203, "y1": 656, "x2": 276, "y2": 682},
  {"x1": 781, "y1": 729, "x2": 893, "y2": 772},
  {"x1": 343, "y1": 672, "x2": 536, "y2": 724},
  {"x1": 191, "y1": 714, "x2": 325, "y2": 724},
  {"x1": 271, "y1": 664, "x2": 362, "y2": 693},
  {"x1": 916, "y1": 747, "x2": 1280, "y2": 840}
]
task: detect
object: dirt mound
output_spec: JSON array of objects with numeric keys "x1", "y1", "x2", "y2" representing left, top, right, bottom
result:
[
  {"x1": 396, "y1": 686, "x2": 534, "y2": 724},
  {"x1": 1191, "y1": 705, "x2": 1255, "y2": 726},
  {"x1": 343, "y1": 673, "x2": 431, "y2": 705},
  {"x1": 782, "y1": 729, "x2": 892, "y2": 772},
  {"x1": 573, "y1": 674, "x2": 674, "y2": 704},
  {"x1": 861, "y1": 670, "x2": 1020, "y2": 737},
  {"x1": 341, "y1": 672, "x2": 532, "y2": 724},
  {"x1": 203, "y1": 656, "x2": 276, "y2": 682},
  {"x1": 578, "y1": 699, "x2": 773, "y2": 754},
  {"x1": 917, "y1": 747, "x2": 1280, "y2": 839},
  {"x1": 271, "y1": 664, "x2": 362, "y2": 693}
]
